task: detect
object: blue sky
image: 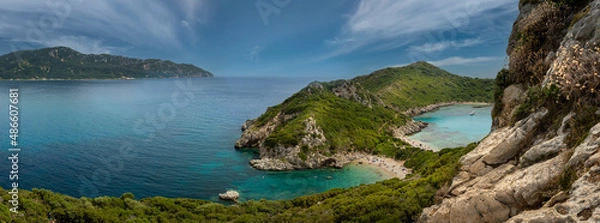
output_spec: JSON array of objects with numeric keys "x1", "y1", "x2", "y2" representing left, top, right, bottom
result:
[{"x1": 0, "y1": 0, "x2": 519, "y2": 79}]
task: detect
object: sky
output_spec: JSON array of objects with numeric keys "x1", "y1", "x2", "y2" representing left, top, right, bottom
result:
[{"x1": 0, "y1": 0, "x2": 519, "y2": 79}]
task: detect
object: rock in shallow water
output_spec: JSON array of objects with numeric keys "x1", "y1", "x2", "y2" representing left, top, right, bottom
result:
[{"x1": 218, "y1": 190, "x2": 240, "y2": 201}]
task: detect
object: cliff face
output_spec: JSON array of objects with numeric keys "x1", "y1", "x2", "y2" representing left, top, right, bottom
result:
[{"x1": 421, "y1": 0, "x2": 600, "y2": 222}]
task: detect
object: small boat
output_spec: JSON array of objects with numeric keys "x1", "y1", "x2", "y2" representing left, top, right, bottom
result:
[{"x1": 469, "y1": 110, "x2": 475, "y2": 116}]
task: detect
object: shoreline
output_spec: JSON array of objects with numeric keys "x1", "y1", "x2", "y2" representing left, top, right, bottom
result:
[
  {"x1": 398, "y1": 101, "x2": 493, "y2": 151},
  {"x1": 404, "y1": 101, "x2": 493, "y2": 117},
  {"x1": 349, "y1": 153, "x2": 411, "y2": 179}
]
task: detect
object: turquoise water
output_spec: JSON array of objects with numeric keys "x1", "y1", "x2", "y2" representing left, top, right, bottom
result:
[
  {"x1": 0, "y1": 78, "x2": 391, "y2": 202},
  {"x1": 408, "y1": 104, "x2": 492, "y2": 151}
]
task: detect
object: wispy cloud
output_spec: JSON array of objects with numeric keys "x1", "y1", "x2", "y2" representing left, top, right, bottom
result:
[
  {"x1": 42, "y1": 36, "x2": 120, "y2": 54},
  {"x1": 409, "y1": 38, "x2": 484, "y2": 54},
  {"x1": 325, "y1": 37, "x2": 355, "y2": 45},
  {"x1": 0, "y1": 0, "x2": 211, "y2": 53},
  {"x1": 324, "y1": 0, "x2": 517, "y2": 59},
  {"x1": 390, "y1": 56, "x2": 499, "y2": 68},
  {"x1": 247, "y1": 45, "x2": 264, "y2": 61},
  {"x1": 427, "y1": 56, "x2": 499, "y2": 66}
]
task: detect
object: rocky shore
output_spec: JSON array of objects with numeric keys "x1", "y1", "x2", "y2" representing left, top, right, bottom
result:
[
  {"x1": 404, "y1": 102, "x2": 492, "y2": 116},
  {"x1": 218, "y1": 190, "x2": 240, "y2": 201},
  {"x1": 248, "y1": 151, "x2": 362, "y2": 171}
]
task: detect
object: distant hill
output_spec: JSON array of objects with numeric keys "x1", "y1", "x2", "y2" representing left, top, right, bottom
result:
[
  {"x1": 235, "y1": 61, "x2": 494, "y2": 170},
  {"x1": 0, "y1": 47, "x2": 213, "y2": 79}
]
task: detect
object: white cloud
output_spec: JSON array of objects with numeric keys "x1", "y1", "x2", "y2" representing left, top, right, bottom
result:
[
  {"x1": 247, "y1": 45, "x2": 264, "y2": 61},
  {"x1": 427, "y1": 56, "x2": 499, "y2": 66},
  {"x1": 324, "y1": 0, "x2": 517, "y2": 59},
  {"x1": 42, "y1": 36, "x2": 118, "y2": 54},
  {"x1": 0, "y1": 0, "x2": 211, "y2": 52},
  {"x1": 181, "y1": 20, "x2": 190, "y2": 28},
  {"x1": 325, "y1": 37, "x2": 355, "y2": 45},
  {"x1": 410, "y1": 38, "x2": 484, "y2": 54}
]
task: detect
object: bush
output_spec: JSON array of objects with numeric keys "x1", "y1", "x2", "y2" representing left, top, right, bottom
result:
[
  {"x1": 548, "y1": 43, "x2": 600, "y2": 105},
  {"x1": 120, "y1": 192, "x2": 135, "y2": 200}
]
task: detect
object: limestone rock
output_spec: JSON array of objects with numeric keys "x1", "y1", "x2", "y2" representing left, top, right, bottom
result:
[
  {"x1": 218, "y1": 190, "x2": 240, "y2": 201},
  {"x1": 404, "y1": 102, "x2": 459, "y2": 117},
  {"x1": 482, "y1": 109, "x2": 546, "y2": 165},
  {"x1": 392, "y1": 120, "x2": 428, "y2": 136},
  {"x1": 567, "y1": 123, "x2": 600, "y2": 169},
  {"x1": 249, "y1": 158, "x2": 295, "y2": 171},
  {"x1": 519, "y1": 113, "x2": 573, "y2": 167},
  {"x1": 421, "y1": 1, "x2": 600, "y2": 222},
  {"x1": 494, "y1": 84, "x2": 526, "y2": 129},
  {"x1": 331, "y1": 80, "x2": 377, "y2": 107}
]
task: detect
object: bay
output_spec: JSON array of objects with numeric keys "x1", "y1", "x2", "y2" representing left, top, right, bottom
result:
[
  {"x1": 0, "y1": 77, "x2": 392, "y2": 202},
  {"x1": 408, "y1": 104, "x2": 493, "y2": 151}
]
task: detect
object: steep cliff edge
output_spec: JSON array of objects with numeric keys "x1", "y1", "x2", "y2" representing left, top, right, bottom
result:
[
  {"x1": 420, "y1": 0, "x2": 600, "y2": 222},
  {"x1": 235, "y1": 62, "x2": 494, "y2": 170}
]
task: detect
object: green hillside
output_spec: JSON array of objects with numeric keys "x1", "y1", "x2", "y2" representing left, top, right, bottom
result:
[
  {"x1": 0, "y1": 47, "x2": 213, "y2": 79},
  {"x1": 236, "y1": 62, "x2": 493, "y2": 166},
  {"x1": 355, "y1": 61, "x2": 494, "y2": 110}
]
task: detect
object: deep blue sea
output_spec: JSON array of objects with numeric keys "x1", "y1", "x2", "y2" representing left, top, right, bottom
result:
[
  {"x1": 0, "y1": 77, "x2": 391, "y2": 202},
  {"x1": 408, "y1": 104, "x2": 493, "y2": 151}
]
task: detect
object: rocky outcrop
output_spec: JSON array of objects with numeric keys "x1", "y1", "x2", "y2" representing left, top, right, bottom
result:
[
  {"x1": 506, "y1": 124, "x2": 600, "y2": 222},
  {"x1": 419, "y1": 108, "x2": 599, "y2": 222},
  {"x1": 218, "y1": 190, "x2": 240, "y2": 201},
  {"x1": 236, "y1": 114, "x2": 362, "y2": 171},
  {"x1": 404, "y1": 102, "x2": 491, "y2": 117},
  {"x1": 404, "y1": 102, "x2": 458, "y2": 116},
  {"x1": 420, "y1": 1, "x2": 600, "y2": 222},
  {"x1": 391, "y1": 120, "x2": 428, "y2": 136},
  {"x1": 234, "y1": 116, "x2": 278, "y2": 149},
  {"x1": 331, "y1": 80, "x2": 381, "y2": 107},
  {"x1": 249, "y1": 152, "x2": 362, "y2": 171},
  {"x1": 493, "y1": 84, "x2": 526, "y2": 129}
]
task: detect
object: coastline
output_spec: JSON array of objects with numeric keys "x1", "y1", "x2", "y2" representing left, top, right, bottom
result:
[
  {"x1": 404, "y1": 101, "x2": 493, "y2": 117},
  {"x1": 349, "y1": 153, "x2": 411, "y2": 179},
  {"x1": 398, "y1": 101, "x2": 493, "y2": 151}
]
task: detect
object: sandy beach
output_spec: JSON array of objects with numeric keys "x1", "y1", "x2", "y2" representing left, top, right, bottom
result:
[
  {"x1": 397, "y1": 135, "x2": 435, "y2": 151},
  {"x1": 351, "y1": 154, "x2": 412, "y2": 179}
]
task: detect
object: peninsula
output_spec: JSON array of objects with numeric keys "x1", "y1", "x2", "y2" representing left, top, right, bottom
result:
[
  {"x1": 0, "y1": 47, "x2": 213, "y2": 80},
  {"x1": 235, "y1": 62, "x2": 494, "y2": 170}
]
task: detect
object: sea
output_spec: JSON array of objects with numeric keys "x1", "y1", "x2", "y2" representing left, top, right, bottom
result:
[
  {"x1": 408, "y1": 104, "x2": 493, "y2": 151},
  {"x1": 0, "y1": 77, "x2": 393, "y2": 202},
  {"x1": 0, "y1": 78, "x2": 492, "y2": 202}
]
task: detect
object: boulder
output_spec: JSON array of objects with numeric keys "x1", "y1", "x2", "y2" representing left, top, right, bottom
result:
[{"x1": 218, "y1": 190, "x2": 240, "y2": 201}]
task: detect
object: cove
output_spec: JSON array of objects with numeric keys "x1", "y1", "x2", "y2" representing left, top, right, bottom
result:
[{"x1": 408, "y1": 104, "x2": 493, "y2": 151}]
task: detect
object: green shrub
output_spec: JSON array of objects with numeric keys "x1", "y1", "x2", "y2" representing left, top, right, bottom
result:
[{"x1": 120, "y1": 192, "x2": 135, "y2": 200}]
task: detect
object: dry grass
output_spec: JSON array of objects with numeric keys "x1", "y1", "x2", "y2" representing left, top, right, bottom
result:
[
  {"x1": 508, "y1": 1, "x2": 568, "y2": 85},
  {"x1": 548, "y1": 43, "x2": 600, "y2": 104}
]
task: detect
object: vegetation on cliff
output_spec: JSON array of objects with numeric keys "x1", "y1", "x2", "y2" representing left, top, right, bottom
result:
[
  {"x1": 423, "y1": 0, "x2": 600, "y2": 221},
  {"x1": 1, "y1": 144, "x2": 475, "y2": 222},
  {"x1": 0, "y1": 47, "x2": 213, "y2": 79}
]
